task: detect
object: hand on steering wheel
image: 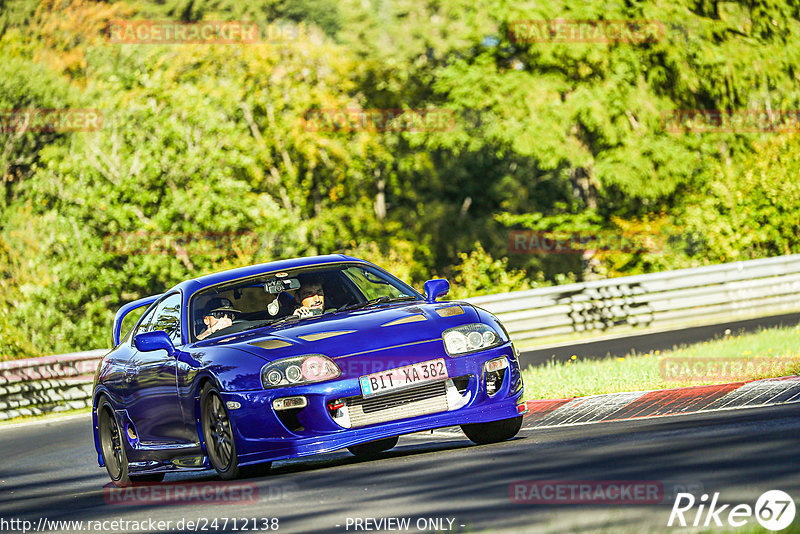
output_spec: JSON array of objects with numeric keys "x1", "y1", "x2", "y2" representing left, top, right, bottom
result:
[{"x1": 293, "y1": 306, "x2": 314, "y2": 318}]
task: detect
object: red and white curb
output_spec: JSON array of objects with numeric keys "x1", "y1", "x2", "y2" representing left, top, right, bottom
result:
[{"x1": 520, "y1": 376, "x2": 800, "y2": 429}]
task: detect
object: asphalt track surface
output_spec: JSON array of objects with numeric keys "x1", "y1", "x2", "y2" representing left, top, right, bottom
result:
[
  {"x1": 517, "y1": 312, "x2": 800, "y2": 368},
  {"x1": 2, "y1": 402, "x2": 800, "y2": 533},
  {"x1": 3, "y1": 313, "x2": 800, "y2": 534}
]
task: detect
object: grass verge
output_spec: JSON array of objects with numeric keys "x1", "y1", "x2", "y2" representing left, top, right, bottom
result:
[{"x1": 520, "y1": 323, "x2": 800, "y2": 401}]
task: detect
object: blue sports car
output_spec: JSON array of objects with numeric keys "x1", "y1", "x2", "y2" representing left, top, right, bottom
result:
[{"x1": 92, "y1": 255, "x2": 526, "y2": 485}]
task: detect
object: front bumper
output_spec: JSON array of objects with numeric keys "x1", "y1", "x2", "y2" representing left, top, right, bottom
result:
[{"x1": 221, "y1": 342, "x2": 524, "y2": 466}]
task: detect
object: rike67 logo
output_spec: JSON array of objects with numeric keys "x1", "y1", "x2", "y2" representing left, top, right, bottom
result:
[{"x1": 668, "y1": 490, "x2": 796, "y2": 531}]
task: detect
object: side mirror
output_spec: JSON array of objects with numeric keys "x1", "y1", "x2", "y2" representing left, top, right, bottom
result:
[
  {"x1": 424, "y1": 279, "x2": 450, "y2": 303},
  {"x1": 134, "y1": 330, "x2": 175, "y2": 356}
]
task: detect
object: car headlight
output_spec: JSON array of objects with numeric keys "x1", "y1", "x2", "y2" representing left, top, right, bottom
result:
[
  {"x1": 442, "y1": 323, "x2": 502, "y2": 356},
  {"x1": 261, "y1": 354, "x2": 341, "y2": 388}
]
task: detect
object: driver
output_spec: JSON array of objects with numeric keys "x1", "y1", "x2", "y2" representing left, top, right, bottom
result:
[
  {"x1": 197, "y1": 297, "x2": 240, "y2": 340},
  {"x1": 293, "y1": 277, "x2": 326, "y2": 317}
]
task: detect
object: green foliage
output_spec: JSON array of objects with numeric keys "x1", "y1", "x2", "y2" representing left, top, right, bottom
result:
[
  {"x1": 0, "y1": 53, "x2": 76, "y2": 206},
  {"x1": 447, "y1": 243, "x2": 540, "y2": 299},
  {"x1": 682, "y1": 133, "x2": 800, "y2": 262},
  {"x1": 1, "y1": 0, "x2": 799, "y2": 356},
  {"x1": 0, "y1": 234, "x2": 41, "y2": 359},
  {"x1": 2, "y1": 18, "x2": 395, "y2": 352},
  {"x1": 127, "y1": 0, "x2": 342, "y2": 36},
  {"x1": 0, "y1": 0, "x2": 38, "y2": 37}
]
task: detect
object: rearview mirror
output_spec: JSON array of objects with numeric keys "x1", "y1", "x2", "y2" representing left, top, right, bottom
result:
[
  {"x1": 265, "y1": 278, "x2": 301, "y2": 294},
  {"x1": 424, "y1": 279, "x2": 450, "y2": 303},
  {"x1": 134, "y1": 330, "x2": 175, "y2": 355}
]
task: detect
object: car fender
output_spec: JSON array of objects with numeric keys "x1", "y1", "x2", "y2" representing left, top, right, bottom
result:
[{"x1": 472, "y1": 305, "x2": 512, "y2": 343}]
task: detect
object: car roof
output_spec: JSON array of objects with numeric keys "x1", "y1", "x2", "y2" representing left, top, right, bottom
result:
[{"x1": 169, "y1": 254, "x2": 369, "y2": 296}]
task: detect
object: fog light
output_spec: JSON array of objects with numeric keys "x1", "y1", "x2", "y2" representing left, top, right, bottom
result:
[
  {"x1": 484, "y1": 357, "x2": 509, "y2": 373},
  {"x1": 273, "y1": 396, "x2": 307, "y2": 411},
  {"x1": 485, "y1": 357, "x2": 509, "y2": 396}
]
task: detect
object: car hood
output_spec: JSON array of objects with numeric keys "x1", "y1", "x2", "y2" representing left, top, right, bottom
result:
[{"x1": 200, "y1": 301, "x2": 479, "y2": 365}]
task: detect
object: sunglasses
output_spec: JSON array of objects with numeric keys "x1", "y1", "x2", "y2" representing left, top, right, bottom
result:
[
  {"x1": 210, "y1": 311, "x2": 235, "y2": 319},
  {"x1": 299, "y1": 287, "x2": 324, "y2": 298}
]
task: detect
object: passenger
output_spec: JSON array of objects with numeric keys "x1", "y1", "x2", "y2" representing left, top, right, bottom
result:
[{"x1": 197, "y1": 297, "x2": 240, "y2": 340}]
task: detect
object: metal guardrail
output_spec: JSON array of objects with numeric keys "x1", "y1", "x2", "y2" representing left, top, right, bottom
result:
[
  {"x1": 2, "y1": 254, "x2": 800, "y2": 421},
  {"x1": 0, "y1": 349, "x2": 106, "y2": 421},
  {"x1": 467, "y1": 254, "x2": 800, "y2": 342}
]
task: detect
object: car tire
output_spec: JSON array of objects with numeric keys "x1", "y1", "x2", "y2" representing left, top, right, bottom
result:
[
  {"x1": 98, "y1": 399, "x2": 132, "y2": 487},
  {"x1": 461, "y1": 415, "x2": 523, "y2": 445},
  {"x1": 347, "y1": 436, "x2": 399, "y2": 457},
  {"x1": 201, "y1": 383, "x2": 241, "y2": 480},
  {"x1": 238, "y1": 462, "x2": 273, "y2": 479}
]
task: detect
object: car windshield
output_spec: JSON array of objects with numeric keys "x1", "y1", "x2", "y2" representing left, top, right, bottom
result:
[{"x1": 189, "y1": 263, "x2": 422, "y2": 341}]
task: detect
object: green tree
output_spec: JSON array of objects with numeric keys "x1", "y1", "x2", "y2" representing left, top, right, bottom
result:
[{"x1": 682, "y1": 133, "x2": 800, "y2": 262}]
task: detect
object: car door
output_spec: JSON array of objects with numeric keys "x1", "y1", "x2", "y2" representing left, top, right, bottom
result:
[
  {"x1": 115, "y1": 302, "x2": 158, "y2": 408},
  {"x1": 125, "y1": 292, "x2": 187, "y2": 445}
]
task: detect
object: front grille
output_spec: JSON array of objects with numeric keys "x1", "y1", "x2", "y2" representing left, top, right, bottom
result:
[
  {"x1": 356, "y1": 381, "x2": 446, "y2": 414},
  {"x1": 333, "y1": 375, "x2": 471, "y2": 429}
]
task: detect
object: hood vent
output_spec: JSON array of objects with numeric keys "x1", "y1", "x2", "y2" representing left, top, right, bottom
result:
[
  {"x1": 250, "y1": 339, "x2": 293, "y2": 350},
  {"x1": 297, "y1": 330, "x2": 356, "y2": 342},
  {"x1": 381, "y1": 314, "x2": 428, "y2": 327},
  {"x1": 435, "y1": 306, "x2": 464, "y2": 317}
]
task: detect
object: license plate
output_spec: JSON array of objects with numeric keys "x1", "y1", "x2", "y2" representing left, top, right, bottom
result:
[{"x1": 359, "y1": 358, "x2": 448, "y2": 398}]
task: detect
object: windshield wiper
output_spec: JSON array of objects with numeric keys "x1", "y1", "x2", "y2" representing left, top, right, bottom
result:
[
  {"x1": 253, "y1": 314, "x2": 301, "y2": 330},
  {"x1": 338, "y1": 295, "x2": 417, "y2": 312}
]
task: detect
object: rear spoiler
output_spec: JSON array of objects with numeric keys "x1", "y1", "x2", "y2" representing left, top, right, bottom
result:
[{"x1": 112, "y1": 294, "x2": 162, "y2": 346}]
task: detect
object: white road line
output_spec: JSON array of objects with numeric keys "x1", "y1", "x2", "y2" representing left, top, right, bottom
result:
[
  {"x1": 762, "y1": 383, "x2": 800, "y2": 405},
  {"x1": 0, "y1": 411, "x2": 92, "y2": 429},
  {"x1": 562, "y1": 392, "x2": 646, "y2": 425},
  {"x1": 783, "y1": 389, "x2": 800, "y2": 404},
  {"x1": 738, "y1": 381, "x2": 788, "y2": 406}
]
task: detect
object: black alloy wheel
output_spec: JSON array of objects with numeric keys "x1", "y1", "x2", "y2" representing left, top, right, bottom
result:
[
  {"x1": 98, "y1": 398, "x2": 166, "y2": 485},
  {"x1": 98, "y1": 399, "x2": 130, "y2": 486},
  {"x1": 201, "y1": 384, "x2": 241, "y2": 480}
]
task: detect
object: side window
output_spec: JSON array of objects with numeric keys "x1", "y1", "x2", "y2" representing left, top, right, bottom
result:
[
  {"x1": 342, "y1": 266, "x2": 410, "y2": 300},
  {"x1": 131, "y1": 304, "x2": 158, "y2": 341},
  {"x1": 150, "y1": 293, "x2": 183, "y2": 344}
]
